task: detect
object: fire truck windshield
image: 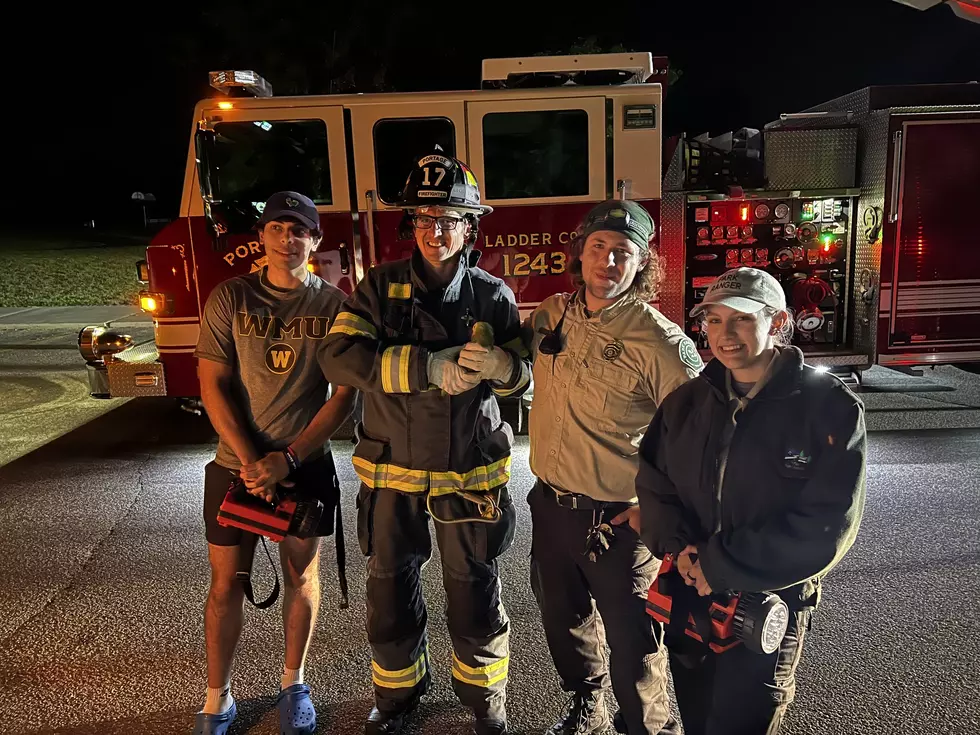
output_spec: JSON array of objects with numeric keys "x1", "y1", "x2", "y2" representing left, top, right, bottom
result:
[{"x1": 202, "y1": 119, "x2": 333, "y2": 227}]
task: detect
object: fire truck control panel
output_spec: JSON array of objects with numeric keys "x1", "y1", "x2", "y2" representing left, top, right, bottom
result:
[{"x1": 685, "y1": 194, "x2": 854, "y2": 350}]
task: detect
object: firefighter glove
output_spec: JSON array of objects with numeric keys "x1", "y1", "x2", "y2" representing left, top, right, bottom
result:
[
  {"x1": 458, "y1": 343, "x2": 514, "y2": 383},
  {"x1": 428, "y1": 346, "x2": 482, "y2": 395}
]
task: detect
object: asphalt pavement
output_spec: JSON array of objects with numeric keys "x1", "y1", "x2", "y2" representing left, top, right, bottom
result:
[
  {"x1": 1, "y1": 308, "x2": 980, "y2": 734},
  {"x1": 0, "y1": 307, "x2": 152, "y2": 466},
  {"x1": 0, "y1": 398, "x2": 978, "y2": 735}
]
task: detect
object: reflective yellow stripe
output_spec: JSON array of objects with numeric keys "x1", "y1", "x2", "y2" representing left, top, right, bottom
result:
[
  {"x1": 352, "y1": 456, "x2": 428, "y2": 492},
  {"x1": 329, "y1": 312, "x2": 377, "y2": 339},
  {"x1": 492, "y1": 363, "x2": 530, "y2": 398},
  {"x1": 388, "y1": 283, "x2": 412, "y2": 300},
  {"x1": 502, "y1": 336, "x2": 530, "y2": 359},
  {"x1": 381, "y1": 345, "x2": 413, "y2": 394},
  {"x1": 430, "y1": 457, "x2": 510, "y2": 493},
  {"x1": 452, "y1": 654, "x2": 508, "y2": 688},
  {"x1": 352, "y1": 456, "x2": 511, "y2": 494},
  {"x1": 372, "y1": 655, "x2": 427, "y2": 690}
]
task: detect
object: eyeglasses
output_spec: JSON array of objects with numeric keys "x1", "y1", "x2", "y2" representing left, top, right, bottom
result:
[{"x1": 411, "y1": 214, "x2": 465, "y2": 231}]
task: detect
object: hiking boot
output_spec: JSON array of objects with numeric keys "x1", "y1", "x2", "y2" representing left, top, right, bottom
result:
[
  {"x1": 473, "y1": 715, "x2": 508, "y2": 735},
  {"x1": 547, "y1": 692, "x2": 609, "y2": 735}
]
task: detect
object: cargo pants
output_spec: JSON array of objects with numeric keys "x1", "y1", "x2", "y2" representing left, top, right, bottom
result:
[
  {"x1": 528, "y1": 481, "x2": 680, "y2": 735},
  {"x1": 356, "y1": 483, "x2": 517, "y2": 718}
]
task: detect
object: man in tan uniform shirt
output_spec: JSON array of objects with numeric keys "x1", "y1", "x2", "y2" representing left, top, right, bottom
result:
[{"x1": 527, "y1": 200, "x2": 702, "y2": 735}]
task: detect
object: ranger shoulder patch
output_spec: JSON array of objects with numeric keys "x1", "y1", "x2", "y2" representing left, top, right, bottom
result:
[{"x1": 678, "y1": 337, "x2": 704, "y2": 372}]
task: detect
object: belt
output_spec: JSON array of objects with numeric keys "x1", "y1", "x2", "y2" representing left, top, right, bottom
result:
[{"x1": 540, "y1": 481, "x2": 635, "y2": 514}]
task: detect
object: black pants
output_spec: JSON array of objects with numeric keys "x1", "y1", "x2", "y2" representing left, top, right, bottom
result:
[
  {"x1": 356, "y1": 484, "x2": 516, "y2": 718},
  {"x1": 528, "y1": 482, "x2": 679, "y2": 735},
  {"x1": 669, "y1": 608, "x2": 811, "y2": 735}
]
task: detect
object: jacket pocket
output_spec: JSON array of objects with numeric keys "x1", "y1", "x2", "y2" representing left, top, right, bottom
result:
[
  {"x1": 352, "y1": 423, "x2": 390, "y2": 488},
  {"x1": 584, "y1": 362, "x2": 640, "y2": 421},
  {"x1": 477, "y1": 487, "x2": 517, "y2": 562}
]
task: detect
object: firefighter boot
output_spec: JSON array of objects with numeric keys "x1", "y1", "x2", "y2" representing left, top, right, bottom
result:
[
  {"x1": 365, "y1": 693, "x2": 423, "y2": 735},
  {"x1": 548, "y1": 692, "x2": 609, "y2": 735},
  {"x1": 473, "y1": 714, "x2": 508, "y2": 735}
]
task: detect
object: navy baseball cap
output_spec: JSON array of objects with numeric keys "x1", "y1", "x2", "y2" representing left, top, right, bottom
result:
[{"x1": 257, "y1": 191, "x2": 319, "y2": 230}]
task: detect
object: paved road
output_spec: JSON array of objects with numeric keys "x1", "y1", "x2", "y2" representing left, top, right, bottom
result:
[
  {"x1": 0, "y1": 308, "x2": 152, "y2": 466},
  {"x1": 0, "y1": 397, "x2": 977, "y2": 735}
]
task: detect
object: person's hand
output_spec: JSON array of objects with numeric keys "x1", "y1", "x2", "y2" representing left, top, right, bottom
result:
[
  {"x1": 688, "y1": 561, "x2": 713, "y2": 597},
  {"x1": 610, "y1": 506, "x2": 641, "y2": 535},
  {"x1": 458, "y1": 343, "x2": 514, "y2": 383},
  {"x1": 676, "y1": 544, "x2": 698, "y2": 579},
  {"x1": 240, "y1": 452, "x2": 295, "y2": 502},
  {"x1": 428, "y1": 346, "x2": 481, "y2": 395}
]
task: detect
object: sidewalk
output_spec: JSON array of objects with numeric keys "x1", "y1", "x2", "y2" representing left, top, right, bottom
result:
[{"x1": 0, "y1": 306, "x2": 151, "y2": 327}]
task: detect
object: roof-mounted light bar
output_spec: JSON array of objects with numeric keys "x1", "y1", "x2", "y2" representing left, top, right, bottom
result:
[{"x1": 209, "y1": 70, "x2": 273, "y2": 98}]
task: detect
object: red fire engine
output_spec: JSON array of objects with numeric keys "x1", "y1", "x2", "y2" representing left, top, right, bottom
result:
[{"x1": 78, "y1": 52, "x2": 980, "y2": 402}]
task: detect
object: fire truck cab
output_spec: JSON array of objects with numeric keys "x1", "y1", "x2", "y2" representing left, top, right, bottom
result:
[{"x1": 79, "y1": 53, "x2": 667, "y2": 401}]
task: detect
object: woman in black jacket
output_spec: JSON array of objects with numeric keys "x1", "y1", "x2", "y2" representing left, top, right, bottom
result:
[{"x1": 636, "y1": 267, "x2": 866, "y2": 735}]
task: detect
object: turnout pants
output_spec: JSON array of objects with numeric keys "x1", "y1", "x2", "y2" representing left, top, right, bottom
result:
[
  {"x1": 528, "y1": 482, "x2": 678, "y2": 735},
  {"x1": 668, "y1": 608, "x2": 810, "y2": 735},
  {"x1": 356, "y1": 484, "x2": 516, "y2": 717}
]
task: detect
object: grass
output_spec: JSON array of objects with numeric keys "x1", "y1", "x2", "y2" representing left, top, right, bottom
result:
[{"x1": 0, "y1": 244, "x2": 147, "y2": 307}]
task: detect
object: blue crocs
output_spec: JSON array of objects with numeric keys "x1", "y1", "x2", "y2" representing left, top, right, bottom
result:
[
  {"x1": 193, "y1": 700, "x2": 237, "y2": 735},
  {"x1": 278, "y1": 683, "x2": 316, "y2": 734}
]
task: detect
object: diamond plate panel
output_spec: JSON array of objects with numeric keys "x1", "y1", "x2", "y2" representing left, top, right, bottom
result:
[
  {"x1": 764, "y1": 128, "x2": 858, "y2": 189},
  {"x1": 658, "y1": 192, "x2": 686, "y2": 326},
  {"x1": 106, "y1": 342, "x2": 167, "y2": 396},
  {"x1": 852, "y1": 111, "x2": 890, "y2": 362}
]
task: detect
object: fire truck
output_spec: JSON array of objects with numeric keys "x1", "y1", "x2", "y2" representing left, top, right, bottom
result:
[{"x1": 78, "y1": 51, "x2": 980, "y2": 405}]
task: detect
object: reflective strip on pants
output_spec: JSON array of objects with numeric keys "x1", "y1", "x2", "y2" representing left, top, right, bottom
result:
[
  {"x1": 352, "y1": 456, "x2": 511, "y2": 495},
  {"x1": 372, "y1": 654, "x2": 427, "y2": 690},
  {"x1": 452, "y1": 653, "x2": 509, "y2": 688}
]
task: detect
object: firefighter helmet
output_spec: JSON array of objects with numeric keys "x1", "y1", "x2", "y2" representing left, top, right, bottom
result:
[{"x1": 396, "y1": 146, "x2": 493, "y2": 215}]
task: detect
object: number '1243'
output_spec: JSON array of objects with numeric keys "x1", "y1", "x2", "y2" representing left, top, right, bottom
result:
[{"x1": 502, "y1": 251, "x2": 567, "y2": 277}]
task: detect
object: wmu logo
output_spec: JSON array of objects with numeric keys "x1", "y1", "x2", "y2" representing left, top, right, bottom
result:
[
  {"x1": 266, "y1": 343, "x2": 296, "y2": 374},
  {"x1": 237, "y1": 313, "x2": 330, "y2": 340}
]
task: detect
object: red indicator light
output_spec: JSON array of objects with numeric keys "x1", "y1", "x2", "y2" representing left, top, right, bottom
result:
[{"x1": 740, "y1": 206, "x2": 749, "y2": 222}]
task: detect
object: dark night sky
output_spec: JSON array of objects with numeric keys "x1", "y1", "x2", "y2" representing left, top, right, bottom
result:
[{"x1": 6, "y1": 0, "x2": 980, "y2": 228}]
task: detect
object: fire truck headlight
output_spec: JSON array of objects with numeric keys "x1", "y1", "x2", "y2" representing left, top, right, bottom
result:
[
  {"x1": 78, "y1": 326, "x2": 134, "y2": 364},
  {"x1": 139, "y1": 291, "x2": 170, "y2": 315},
  {"x1": 218, "y1": 101, "x2": 234, "y2": 110}
]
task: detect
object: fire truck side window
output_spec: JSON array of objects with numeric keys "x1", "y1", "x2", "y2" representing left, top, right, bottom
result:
[
  {"x1": 210, "y1": 120, "x2": 333, "y2": 210},
  {"x1": 482, "y1": 110, "x2": 589, "y2": 199},
  {"x1": 373, "y1": 118, "x2": 456, "y2": 204}
]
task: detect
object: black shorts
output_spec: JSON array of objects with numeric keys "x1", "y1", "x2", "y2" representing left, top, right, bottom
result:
[{"x1": 203, "y1": 453, "x2": 341, "y2": 546}]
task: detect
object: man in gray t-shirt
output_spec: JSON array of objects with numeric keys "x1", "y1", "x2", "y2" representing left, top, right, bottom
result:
[{"x1": 193, "y1": 191, "x2": 357, "y2": 735}]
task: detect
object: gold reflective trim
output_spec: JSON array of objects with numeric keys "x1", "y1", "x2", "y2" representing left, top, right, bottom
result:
[
  {"x1": 381, "y1": 345, "x2": 412, "y2": 394},
  {"x1": 388, "y1": 283, "x2": 412, "y2": 300},
  {"x1": 329, "y1": 312, "x2": 377, "y2": 339},
  {"x1": 451, "y1": 653, "x2": 509, "y2": 688},
  {"x1": 372, "y1": 655, "x2": 427, "y2": 689},
  {"x1": 352, "y1": 456, "x2": 511, "y2": 494}
]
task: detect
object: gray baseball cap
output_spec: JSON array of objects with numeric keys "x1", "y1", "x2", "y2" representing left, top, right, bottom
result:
[{"x1": 690, "y1": 267, "x2": 787, "y2": 318}]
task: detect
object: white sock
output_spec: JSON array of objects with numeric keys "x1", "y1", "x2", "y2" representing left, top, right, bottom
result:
[
  {"x1": 202, "y1": 684, "x2": 233, "y2": 715},
  {"x1": 282, "y1": 666, "x2": 304, "y2": 690}
]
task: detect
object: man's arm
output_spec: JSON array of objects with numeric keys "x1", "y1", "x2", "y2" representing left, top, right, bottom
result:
[
  {"x1": 240, "y1": 385, "x2": 358, "y2": 496},
  {"x1": 321, "y1": 270, "x2": 430, "y2": 395},
  {"x1": 457, "y1": 285, "x2": 531, "y2": 397},
  {"x1": 199, "y1": 357, "x2": 260, "y2": 467},
  {"x1": 289, "y1": 385, "x2": 357, "y2": 461}
]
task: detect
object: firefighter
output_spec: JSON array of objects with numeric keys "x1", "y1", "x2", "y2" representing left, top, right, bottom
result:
[
  {"x1": 193, "y1": 191, "x2": 358, "y2": 735},
  {"x1": 526, "y1": 200, "x2": 699, "y2": 735},
  {"x1": 636, "y1": 267, "x2": 867, "y2": 735},
  {"x1": 322, "y1": 148, "x2": 530, "y2": 735}
]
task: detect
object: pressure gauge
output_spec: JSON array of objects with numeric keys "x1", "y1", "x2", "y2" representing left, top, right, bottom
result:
[
  {"x1": 754, "y1": 203, "x2": 771, "y2": 220},
  {"x1": 774, "y1": 203, "x2": 790, "y2": 220}
]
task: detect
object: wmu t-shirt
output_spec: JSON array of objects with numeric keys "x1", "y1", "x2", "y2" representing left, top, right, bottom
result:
[{"x1": 195, "y1": 268, "x2": 346, "y2": 470}]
